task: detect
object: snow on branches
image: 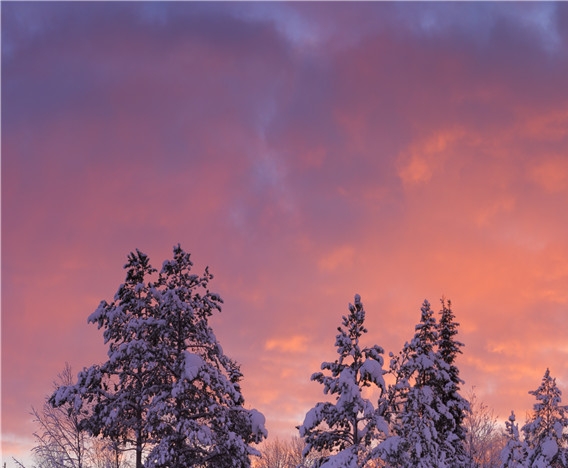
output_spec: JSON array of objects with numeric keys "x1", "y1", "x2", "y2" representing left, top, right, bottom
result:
[{"x1": 50, "y1": 245, "x2": 266, "y2": 468}]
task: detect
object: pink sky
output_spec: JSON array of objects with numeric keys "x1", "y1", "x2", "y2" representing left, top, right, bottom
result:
[{"x1": 3, "y1": 2, "x2": 568, "y2": 463}]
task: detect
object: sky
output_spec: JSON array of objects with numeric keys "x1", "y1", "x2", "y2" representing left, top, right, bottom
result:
[{"x1": 2, "y1": 1, "x2": 568, "y2": 463}]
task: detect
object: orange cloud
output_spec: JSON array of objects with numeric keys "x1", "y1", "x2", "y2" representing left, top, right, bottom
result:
[{"x1": 265, "y1": 335, "x2": 309, "y2": 353}]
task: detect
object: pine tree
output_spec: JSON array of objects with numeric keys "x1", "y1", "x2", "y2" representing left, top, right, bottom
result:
[
  {"x1": 298, "y1": 295, "x2": 389, "y2": 468},
  {"x1": 145, "y1": 245, "x2": 266, "y2": 468},
  {"x1": 381, "y1": 300, "x2": 459, "y2": 468},
  {"x1": 500, "y1": 411, "x2": 525, "y2": 468},
  {"x1": 521, "y1": 369, "x2": 568, "y2": 468},
  {"x1": 51, "y1": 250, "x2": 158, "y2": 468},
  {"x1": 436, "y1": 298, "x2": 470, "y2": 466},
  {"x1": 51, "y1": 246, "x2": 266, "y2": 468}
]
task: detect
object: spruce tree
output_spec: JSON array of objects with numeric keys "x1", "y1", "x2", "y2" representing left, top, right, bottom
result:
[
  {"x1": 298, "y1": 295, "x2": 388, "y2": 468},
  {"x1": 382, "y1": 300, "x2": 464, "y2": 468},
  {"x1": 500, "y1": 411, "x2": 525, "y2": 468},
  {"x1": 521, "y1": 369, "x2": 568, "y2": 468},
  {"x1": 436, "y1": 299, "x2": 470, "y2": 466}
]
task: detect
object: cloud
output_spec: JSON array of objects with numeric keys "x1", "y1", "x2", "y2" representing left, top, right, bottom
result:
[
  {"x1": 265, "y1": 335, "x2": 309, "y2": 353},
  {"x1": 3, "y1": 2, "x2": 568, "y2": 460}
]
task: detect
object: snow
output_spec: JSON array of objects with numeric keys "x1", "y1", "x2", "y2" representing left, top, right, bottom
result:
[
  {"x1": 249, "y1": 408, "x2": 268, "y2": 439},
  {"x1": 182, "y1": 351, "x2": 205, "y2": 381},
  {"x1": 359, "y1": 358, "x2": 385, "y2": 388},
  {"x1": 319, "y1": 447, "x2": 359, "y2": 468},
  {"x1": 541, "y1": 437, "x2": 558, "y2": 459}
]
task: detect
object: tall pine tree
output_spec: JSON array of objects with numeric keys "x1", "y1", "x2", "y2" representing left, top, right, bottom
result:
[
  {"x1": 298, "y1": 295, "x2": 389, "y2": 468},
  {"x1": 381, "y1": 299, "x2": 470, "y2": 468},
  {"x1": 436, "y1": 298, "x2": 470, "y2": 466},
  {"x1": 51, "y1": 250, "x2": 158, "y2": 468},
  {"x1": 145, "y1": 245, "x2": 266, "y2": 468},
  {"x1": 51, "y1": 246, "x2": 266, "y2": 468}
]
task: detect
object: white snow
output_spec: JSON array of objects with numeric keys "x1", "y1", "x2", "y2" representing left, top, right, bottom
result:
[
  {"x1": 249, "y1": 408, "x2": 268, "y2": 439},
  {"x1": 359, "y1": 358, "x2": 385, "y2": 388},
  {"x1": 541, "y1": 437, "x2": 558, "y2": 459},
  {"x1": 182, "y1": 351, "x2": 205, "y2": 381}
]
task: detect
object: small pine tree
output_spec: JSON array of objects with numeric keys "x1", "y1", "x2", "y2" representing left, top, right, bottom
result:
[
  {"x1": 521, "y1": 369, "x2": 568, "y2": 468},
  {"x1": 500, "y1": 411, "x2": 525, "y2": 468},
  {"x1": 298, "y1": 295, "x2": 389, "y2": 468}
]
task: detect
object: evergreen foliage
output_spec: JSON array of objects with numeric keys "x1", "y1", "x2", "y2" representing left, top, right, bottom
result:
[
  {"x1": 50, "y1": 245, "x2": 266, "y2": 468},
  {"x1": 298, "y1": 295, "x2": 389, "y2": 468},
  {"x1": 500, "y1": 411, "x2": 524, "y2": 468},
  {"x1": 436, "y1": 299, "x2": 470, "y2": 466},
  {"x1": 521, "y1": 369, "x2": 568, "y2": 468},
  {"x1": 380, "y1": 299, "x2": 470, "y2": 468}
]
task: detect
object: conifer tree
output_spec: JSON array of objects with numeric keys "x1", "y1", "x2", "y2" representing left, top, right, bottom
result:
[
  {"x1": 298, "y1": 295, "x2": 388, "y2": 468},
  {"x1": 51, "y1": 250, "x2": 158, "y2": 468},
  {"x1": 436, "y1": 299, "x2": 470, "y2": 466},
  {"x1": 500, "y1": 411, "x2": 525, "y2": 468},
  {"x1": 381, "y1": 299, "x2": 470, "y2": 467},
  {"x1": 521, "y1": 369, "x2": 568, "y2": 468},
  {"x1": 51, "y1": 246, "x2": 266, "y2": 468},
  {"x1": 145, "y1": 245, "x2": 266, "y2": 468}
]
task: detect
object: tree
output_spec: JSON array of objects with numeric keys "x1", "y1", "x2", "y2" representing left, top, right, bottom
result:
[
  {"x1": 521, "y1": 369, "x2": 568, "y2": 467},
  {"x1": 436, "y1": 299, "x2": 470, "y2": 466},
  {"x1": 51, "y1": 250, "x2": 158, "y2": 468},
  {"x1": 298, "y1": 295, "x2": 389, "y2": 468},
  {"x1": 144, "y1": 245, "x2": 266, "y2": 468},
  {"x1": 381, "y1": 299, "x2": 470, "y2": 467},
  {"x1": 254, "y1": 437, "x2": 294, "y2": 468},
  {"x1": 30, "y1": 364, "x2": 126, "y2": 468},
  {"x1": 51, "y1": 245, "x2": 266, "y2": 468},
  {"x1": 31, "y1": 364, "x2": 90, "y2": 468},
  {"x1": 251, "y1": 436, "x2": 331, "y2": 468},
  {"x1": 464, "y1": 388, "x2": 504, "y2": 468},
  {"x1": 500, "y1": 411, "x2": 524, "y2": 468}
]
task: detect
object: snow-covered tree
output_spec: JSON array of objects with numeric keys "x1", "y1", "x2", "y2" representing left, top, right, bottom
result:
[
  {"x1": 521, "y1": 369, "x2": 568, "y2": 468},
  {"x1": 436, "y1": 299, "x2": 470, "y2": 466},
  {"x1": 381, "y1": 299, "x2": 469, "y2": 468},
  {"x1": 144, "y1": 245, "x2": 266, "y2": 468},
  {"x1": 51, "y1": 250, "x2": 158, "y2": 468},
  {"x1": 500, "y1": 411, "x2": 525, "y2": 468},
  {"x1": 51, "y1": 246, "x2": 266, "y2": 468},
  {"x1": 298, "y1": 295, "x2": 389, "y2": 468}
]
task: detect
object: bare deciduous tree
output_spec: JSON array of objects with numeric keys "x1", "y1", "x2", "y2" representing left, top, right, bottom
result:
[
  {"x1": 29, "y1": 363, "x2": 127, "y2": 468},
  {"x1": 252, "y1": 436, "x2": 326, "y2": 468},
  {"x1": 31, "y1": 363, "x2": 90, "y2": 468},
  {"x1": 463, "y1": 388, "x2": 505, "y2": 468}
]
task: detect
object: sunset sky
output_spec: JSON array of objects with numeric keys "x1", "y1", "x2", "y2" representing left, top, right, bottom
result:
[{"x1": 2, "y1": 1, "x2": 568, "y2": 463}]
